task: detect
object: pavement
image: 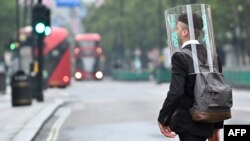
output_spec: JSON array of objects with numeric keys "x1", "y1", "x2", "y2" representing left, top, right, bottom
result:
[{"x1": 0, "y1": 87, "x2": 66, "y2": 141}]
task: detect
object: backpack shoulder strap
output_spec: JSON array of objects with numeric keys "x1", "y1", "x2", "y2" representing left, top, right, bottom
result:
[
  {"x1": 181, "y1": 48, "x2": 202, "y2": 65},
  {"x1": 179, "y1": 49, "x2": 192, "y2": 75}
]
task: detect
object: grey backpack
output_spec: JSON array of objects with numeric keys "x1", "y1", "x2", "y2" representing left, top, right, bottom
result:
[{"x1": 181, "y1": 49, "x2": 233, "y2": 123}]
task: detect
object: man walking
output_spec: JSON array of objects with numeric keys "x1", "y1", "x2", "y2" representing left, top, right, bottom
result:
[{"x1": 158, "y1": 4, "x2": 223, "y2": 141}]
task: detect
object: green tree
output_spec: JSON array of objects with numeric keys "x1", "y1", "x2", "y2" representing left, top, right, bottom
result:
[
  {"x1": 83, "y1": 0, "x2": 250, "y2": 69},
  {"x1": 0, "y1": 1, "x2": 16, "y2": 54},
  {"x1": 209, "y1": 0, "x2": 250, "y2": 66},
  {"x1": 84, "y1": 0, "x2": 171, "y2": 69}
]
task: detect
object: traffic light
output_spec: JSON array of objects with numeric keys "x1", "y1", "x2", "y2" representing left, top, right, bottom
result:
[
  {"x1": 9, "y1": 41, "x2": 20, "y2": 51},
  {"x1": 10, "y1": 43, "x2": 16, "y2": 50},
  {"x1": 32, "y1": 3, "x2": 51, "y2": 36}
]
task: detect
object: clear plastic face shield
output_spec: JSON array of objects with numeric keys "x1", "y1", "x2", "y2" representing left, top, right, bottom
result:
[{"x1": 165, "y1": 4, "x2": 218, "y2": 73}]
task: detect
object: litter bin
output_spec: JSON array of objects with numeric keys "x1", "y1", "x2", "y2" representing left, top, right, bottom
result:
[
  {"x1": 11, "y1": 70, "x2": 32, "y2": 106},
  {"x1": 0, "y1": 61, "x2": 6, "y2": 94},
  {"x1": 0, "y1": 72, "x2": 6, "y2": 94}
]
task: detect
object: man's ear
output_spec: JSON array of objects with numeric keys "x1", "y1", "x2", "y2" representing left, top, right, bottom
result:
[{"x1": 182, "y1": 29, "x2": 189, "y2": 37}]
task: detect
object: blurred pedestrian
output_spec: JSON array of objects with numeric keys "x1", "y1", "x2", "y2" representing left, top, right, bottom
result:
[{"x1": 157, "y1": 5, "x2": 223, "y2": 141}]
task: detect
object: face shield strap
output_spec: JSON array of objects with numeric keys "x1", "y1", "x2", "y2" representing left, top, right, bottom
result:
[
  {"x1": 187, "y1": 5, "x2": 200, "y2": 73},
  {"x1": 166, "y1": 12, "x2": 180, "y2": 55},
  {"x1": 201, "y1": 4, "x2": 213, "y2": 72}
]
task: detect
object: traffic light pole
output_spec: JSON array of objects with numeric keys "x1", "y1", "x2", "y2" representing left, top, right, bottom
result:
[
  {"x1": 36, "y1": 35, "x2": 44, "y2": 102},
  {"x1": 32, "y1": 0, "x2": 51, "y2": 102}
]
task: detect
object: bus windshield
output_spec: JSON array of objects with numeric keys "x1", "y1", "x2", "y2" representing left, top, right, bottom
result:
[{"x1": 76, "y1": 41, "x2": 99, "y2": 48}]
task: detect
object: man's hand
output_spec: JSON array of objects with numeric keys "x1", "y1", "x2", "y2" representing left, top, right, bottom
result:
[
  {"x1": 208, "y1": 129, "x2": 220, "y2": 141},
  {"x1": 158, "y1": 122, "x2": 176, "y2": 138}
]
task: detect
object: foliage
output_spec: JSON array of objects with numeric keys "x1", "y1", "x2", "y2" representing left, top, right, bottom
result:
[
  {"x1": 84, "y1": 0, "x2": 170, "y2": 66},
  {"x1": 0, "y1": 1, "x2": 16, "y2": 54},
  {"x1": 83, "y1": 0, "x2": 250, "y2": 67},
  {"x1": 210, "y1": 0, "x2": 250, "y2": 43}
]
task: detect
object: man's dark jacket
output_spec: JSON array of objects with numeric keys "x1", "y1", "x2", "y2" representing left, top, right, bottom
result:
[{"x1": 158, "y1": 44, "x2": 223, "y2": 137}]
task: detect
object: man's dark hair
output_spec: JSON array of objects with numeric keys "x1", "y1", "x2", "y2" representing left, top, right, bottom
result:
[{"x1": 178, "y1": 13, "x2": 203, "y2": 38}]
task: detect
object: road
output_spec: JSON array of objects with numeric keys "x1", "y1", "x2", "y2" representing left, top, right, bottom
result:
[{"x1": 34, "y1": 79, "x2": 250, "y2": 141}]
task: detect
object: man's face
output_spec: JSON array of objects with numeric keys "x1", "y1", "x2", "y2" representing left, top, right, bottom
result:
[{"x1": 176, "y1": 21, "x2": 189, "y2": 45}]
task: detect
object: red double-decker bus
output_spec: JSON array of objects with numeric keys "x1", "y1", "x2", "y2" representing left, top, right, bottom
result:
[
  {"x1": 74, "y1": 33, "x2": 104, "y2": 80},
  {"x1": 43, "y1": 27, "x2": 71, "y2": 87},
  {"x1": 8, "y1": 26, "x2": 71, "y2": 88}
]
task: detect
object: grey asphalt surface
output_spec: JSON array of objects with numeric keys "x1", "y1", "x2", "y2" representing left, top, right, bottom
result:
[{"x1": 1, "y1": 80, "x2": 250, "y2": 141}]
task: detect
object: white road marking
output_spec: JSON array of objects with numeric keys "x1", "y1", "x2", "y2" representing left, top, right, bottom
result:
[{"x1": 47, "y1": 107, "x2": 71, "y2": 141}]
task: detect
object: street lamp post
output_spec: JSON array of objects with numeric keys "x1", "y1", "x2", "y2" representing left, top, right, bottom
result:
[
  {"x1": 158, "y1": 0, "x2": 163, "y2": 49},
  {"x1": 190, "y1": 0, "x2": 197, "y2": 4},
  {"x1": 16, "y1": 0, "x2": 21, "y2": 70},
  {"x1": 118, "y1": 0, "x2": 124, "y2": 59}
]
